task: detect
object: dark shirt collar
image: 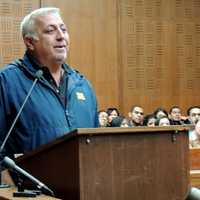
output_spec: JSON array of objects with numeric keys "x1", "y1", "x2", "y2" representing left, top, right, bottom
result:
[
  {"x1": 26, "y1": 50, "x2": 46, "y2": 70},
  {"x1": 26, "y1": 50, "x2": 67, "y2": 89}
]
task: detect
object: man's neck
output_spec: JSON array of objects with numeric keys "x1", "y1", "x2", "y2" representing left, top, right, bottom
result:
[
  {"x1": 27, "y1": 50, "x2": 64, "y2": 86},
  {"x1": 50, "y1": 67, "x2": 64, "y2": 87}
]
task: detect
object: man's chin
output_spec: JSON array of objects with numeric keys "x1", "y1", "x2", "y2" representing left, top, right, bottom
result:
[{"x1": 55, "y1": 55, "x2": 67, "y2": 64}]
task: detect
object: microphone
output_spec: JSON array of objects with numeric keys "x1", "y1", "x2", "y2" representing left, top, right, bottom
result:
[
  {"x1": 0, "y1": 70, "x2": 43, "y2": 188},
  {"x1": 3, "y1": 156, "x2": 54, "y2": 197},
  {"x1": 0, "y1": 70, "x2": 43, "y2": 153}
]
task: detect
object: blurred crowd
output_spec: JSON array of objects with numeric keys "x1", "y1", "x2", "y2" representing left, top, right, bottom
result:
[{"x1": 98, "y1": 105, "x2": 200, "y2": 148}]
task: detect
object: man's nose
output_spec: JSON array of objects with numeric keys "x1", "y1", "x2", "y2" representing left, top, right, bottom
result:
[{"x1": 56, "y1": 29, "x2": 65, "y2": 40}]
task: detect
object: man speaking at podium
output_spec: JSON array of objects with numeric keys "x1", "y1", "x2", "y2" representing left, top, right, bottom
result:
[{"x1": 0, "y1": 7, "x2": 98, "y2": 157}]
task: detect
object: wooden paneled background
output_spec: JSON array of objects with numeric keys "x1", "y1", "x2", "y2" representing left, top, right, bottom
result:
[{"x1": 0, "y1": 0, "x2": 200, "y2": 116}]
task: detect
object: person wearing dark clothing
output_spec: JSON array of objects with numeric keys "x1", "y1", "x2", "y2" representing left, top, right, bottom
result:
[
  {"x1": 110, "y1": 116, "x2": 129, "y2": 127},
  {"x1": 128, "y1": 105, "x2": 144, "y2": 126},
  {"x1": 106, "y1": 107, "x2": 120, "y2": 126},
  {"x1": 169, "y1": 106, "x2": 185, "y2": 125},
  {"x1": 0, "y1": 7, "x2": 98, "y2": 156},
  {"x1": 185, "y1": 106, "x2": 200, "y2": 125}
]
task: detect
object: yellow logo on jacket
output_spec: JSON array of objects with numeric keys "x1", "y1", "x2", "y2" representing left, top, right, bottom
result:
[{"x1": 76, "y1": 92, "x2": 86, "y2": 100}]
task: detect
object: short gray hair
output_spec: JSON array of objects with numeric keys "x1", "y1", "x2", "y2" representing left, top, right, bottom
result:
[{"x1": 20, "y1": 7, "x2": 61, "y2": 40}]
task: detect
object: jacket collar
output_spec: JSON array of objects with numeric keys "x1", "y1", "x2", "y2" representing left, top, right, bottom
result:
[
  {"x1": 16, "y1": 51, "x2": 84, "y2": 94},
  {"x1": 22, "y1": 50, "x2": 73, "y2": 76}
]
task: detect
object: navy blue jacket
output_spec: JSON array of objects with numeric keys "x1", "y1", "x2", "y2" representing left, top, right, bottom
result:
[{"x1": 0, "y1": 53, "x2": 98, "y2": 155}]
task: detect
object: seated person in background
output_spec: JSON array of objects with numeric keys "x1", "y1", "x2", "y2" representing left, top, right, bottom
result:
[
  {"x1": 189, "y1": 119, "x2": 200, "y2": 148},
  {"x1": 169, "y1": 106, "x2": 185, "y2": 125},
  {"x1": 110, "y1": 116, "x2": 129, "y2": 127},
  {"x1": 155, "y1": 116, "x2": 170, "y2": 127},
  {"x1": 106, "y1": 107, "x2": 120, "y2": 126},
  {"x1": 98, "y1": 110, "x2": 108, "y2": 127},
  {"x1": 185, "y1": 106, "x2": 200, "y2": 125},
  {"x1": 186, "y1": 106, "x2": 200, "y2": 142},
  {"x1": 128, "y1": 105, "x2": 144, "y2": 126},
  {"x1": 153, "y1": 107, "x2": 168, "y2": 120},
  {"x1": 143, "y1": 114, "x2": 156, "y2": 127}
]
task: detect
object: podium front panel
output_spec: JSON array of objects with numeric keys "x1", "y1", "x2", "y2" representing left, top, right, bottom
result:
[
  {"x1": 16, "y1": 127, "x2": 190, "y2": 200},
  {"x1": 78, "y1": 129, "x2": 189, "y2": 200}
]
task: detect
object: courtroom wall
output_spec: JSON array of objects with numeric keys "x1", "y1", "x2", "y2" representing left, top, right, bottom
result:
[
  {"x1": 0, "y1": 0, "x2": 200, "y2": 116},
  {"x1": 118, "y1": 0, "x2": 200, "y2": 114}
]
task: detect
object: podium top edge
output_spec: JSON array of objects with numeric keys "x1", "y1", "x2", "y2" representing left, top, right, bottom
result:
[
  {"x1": 16, "y1": 125, "x2": 192, "y2": 162},
  {"x1": 74, "y1": 124, "x2": 193, "y2": 135}
]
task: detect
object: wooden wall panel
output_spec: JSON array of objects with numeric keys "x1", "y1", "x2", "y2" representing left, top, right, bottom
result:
[
  {"x1": 119, "y1": 0, "x2": 200, "y2": 115},
  {"x1": 0, "y1": 0, "x2": 40, "y2": 67},
  {"x1": 0, "y1": 0, "x2": 200, "y2": 116},
  {"x1": 41, "y1": 0, "x2": 120, "y2": 110}
]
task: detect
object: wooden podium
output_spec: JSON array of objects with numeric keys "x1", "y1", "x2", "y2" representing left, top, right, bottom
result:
[{"x1": 15, "y1": 126, "x2": 191, "y2": 200}]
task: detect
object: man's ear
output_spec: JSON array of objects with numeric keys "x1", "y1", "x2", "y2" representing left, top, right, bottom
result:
[{"x1": 24, "y1": 37, "x2": 35, "y2": 50}]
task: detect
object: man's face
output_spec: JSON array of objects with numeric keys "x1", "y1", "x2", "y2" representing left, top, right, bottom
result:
[
  {"x1": 29, "y1": 14, "x2": 69, "y2": 66},
  {"x1": 170, "y1": 108, "x2": 181, "y2": 121},
  {"x1": 98, "y1": 112, "x2": 108, "y2": 127},
  {"x1": 189, "y1": 108, "x2": 200, "y2": 124},
  {"x1": 130, "y1": 107, "x2": 144, "y2": 125}
]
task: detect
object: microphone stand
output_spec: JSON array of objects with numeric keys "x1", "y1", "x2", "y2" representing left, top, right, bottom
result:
[
  {"x1": 3, "y1": 156, "x2": 54, "y2": 197},
  {"x1": 0, "y1": 70, "x2": 43, "y2": 189}
]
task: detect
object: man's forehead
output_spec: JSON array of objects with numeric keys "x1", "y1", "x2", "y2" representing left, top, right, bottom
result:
[
  {"x1": 133, "y1": 107, "x2": 143, "y2": 112},
  {"x1": 190, "y1": 108, "x2": 200, "y2": 114},
  {"x1": 172, "y1": 108, "x2": 181, "y2": 112},
  {"x1": 100, "y1": 112, "x2": 108, "y2": 116},
  {"x1": 35, "y1": 14, "x2": 65, "y2": 26}
]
